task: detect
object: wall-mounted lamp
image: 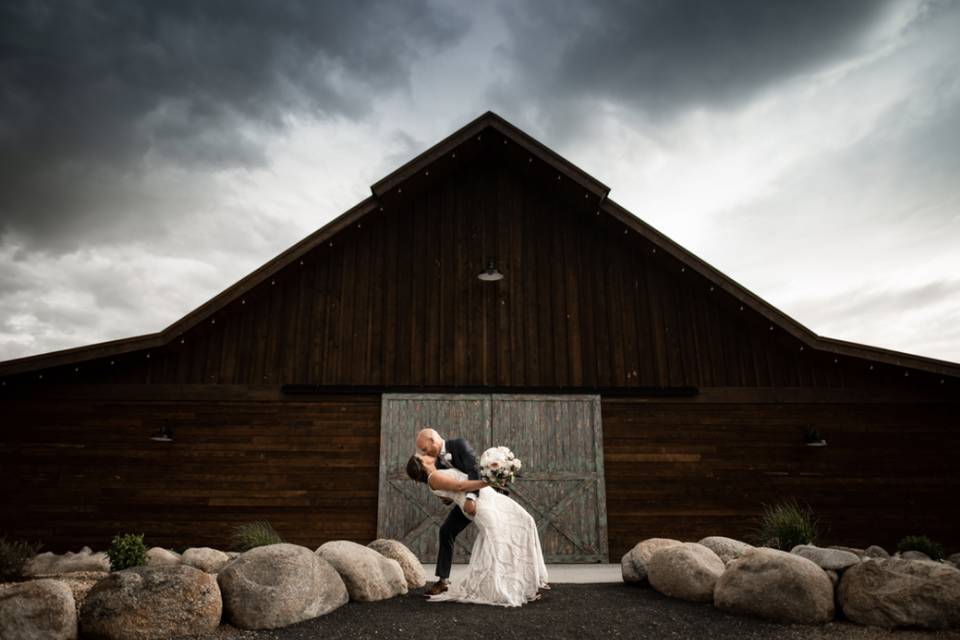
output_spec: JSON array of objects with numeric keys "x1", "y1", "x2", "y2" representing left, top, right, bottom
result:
[
  {"x1": 150, "y1": 424, "x2": 174, "y2": 442},
  {"x1": 478, "y1": 257, "x2": 503, "y2": 282},
  {"x1": 803, "y1": 426, "x2": 827, "y2": 447}
]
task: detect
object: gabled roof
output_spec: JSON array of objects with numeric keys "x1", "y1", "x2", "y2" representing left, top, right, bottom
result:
[{"x1": 1, "y1": 111, "x2": 959, "y2": 379}]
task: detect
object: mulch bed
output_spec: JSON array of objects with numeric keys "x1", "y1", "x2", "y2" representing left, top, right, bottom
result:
[{"x1": 170, "y1": 583, "x2": 960, "y2": 640}]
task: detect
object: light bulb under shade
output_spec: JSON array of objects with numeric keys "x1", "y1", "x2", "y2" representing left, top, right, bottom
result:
[
  {"x1": 149, "y1": 425, "x2": 174, "y2": 442},
  {"x1": 478, "y1": 258, "x2": 504, "y2": 282}
]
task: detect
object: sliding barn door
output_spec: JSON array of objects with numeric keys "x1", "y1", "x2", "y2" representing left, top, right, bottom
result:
[
  {"x1": 492, "y1": 395, "x2": 608, "y2": 562},
  {"x1": 377, "y1": 393, "x2": 607, "y2": 563}
]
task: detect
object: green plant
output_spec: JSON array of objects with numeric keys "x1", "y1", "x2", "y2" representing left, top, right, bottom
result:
[
  {"x1": 106, "y1": 533, "x2": 147, "y2": 571},
  {"x1": 229, "y1": 521, "x2": 283, "y2": 552},
  {"x1": 746, "y1": 498, "x2": 825, "y2": 551},
  {"x1": 0, "y1": 535, "x2": 44, "y2": 581},
  {"x1": 897, "y1": 535, "x2": 945, "y2": 560}
]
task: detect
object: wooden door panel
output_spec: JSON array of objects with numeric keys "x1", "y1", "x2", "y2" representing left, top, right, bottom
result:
[
  {"x1": 378, "y1": 393, "x2": 608, "y2": 563},
  {"x1": 378, "y1": 395, "x2": 490, "y2": 562}
]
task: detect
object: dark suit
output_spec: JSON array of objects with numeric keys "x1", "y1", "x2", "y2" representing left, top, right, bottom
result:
[{"x1": 434, "y1": 437, "x2": 480, "y2": 580}]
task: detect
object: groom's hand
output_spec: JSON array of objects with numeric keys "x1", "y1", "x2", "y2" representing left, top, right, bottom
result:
[{"x1": 463, "y1": 500, "x2": 476, "y2": 516}]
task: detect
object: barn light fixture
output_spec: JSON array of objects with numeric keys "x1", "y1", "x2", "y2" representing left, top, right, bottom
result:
[
  {"x1": 478, "y1": 257, "x2": 504, "y2": 282},
  {"x1": 803, "y1": 426, "x2": 827, "y2": 447},
  {"x1": 150, "y1": 423, "x2": 174, "y2": 442}
]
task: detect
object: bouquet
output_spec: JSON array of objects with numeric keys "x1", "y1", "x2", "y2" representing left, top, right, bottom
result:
[{"x1": 479, "y1": 446, "x2": 522, "y2": 490}]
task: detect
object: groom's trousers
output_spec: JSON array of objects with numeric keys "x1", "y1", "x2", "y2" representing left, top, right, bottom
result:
[{"x1": 436, "y1": 505, "x2": 472, "y2": 580}]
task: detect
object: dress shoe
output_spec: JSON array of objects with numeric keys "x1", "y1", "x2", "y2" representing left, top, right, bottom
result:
[{"x1": 424, "y1": 580, "x2": 449, "y2": 596}]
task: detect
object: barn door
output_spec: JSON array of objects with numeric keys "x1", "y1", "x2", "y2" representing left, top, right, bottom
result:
[
  {"x1": 377, "y1": 393, "x2": 608, "y2": 563},
  {"x1": 491, "y1": 395, "x2": 608, "y2": 563},
  {"x1": 377, "y1": 395, "x2": 491, "y2": 563}
]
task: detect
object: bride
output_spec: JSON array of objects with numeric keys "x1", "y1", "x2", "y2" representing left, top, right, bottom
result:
[{"x1": 407, "y1": 452, "x2": 550, "y2": 607}]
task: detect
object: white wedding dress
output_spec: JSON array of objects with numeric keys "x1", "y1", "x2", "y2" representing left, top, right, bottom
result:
[{"x1": 426, "y1": 467, "x2": 549, "y2": 607}]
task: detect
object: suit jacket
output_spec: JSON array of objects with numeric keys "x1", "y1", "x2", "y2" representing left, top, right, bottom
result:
[{"x1": 440, "y1": 438, "x2": 509, "y2": 496}]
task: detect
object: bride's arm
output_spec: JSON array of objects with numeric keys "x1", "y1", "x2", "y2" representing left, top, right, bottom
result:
[{"x1": 428, "y1": 473, "x2": 487, "y2": 493}]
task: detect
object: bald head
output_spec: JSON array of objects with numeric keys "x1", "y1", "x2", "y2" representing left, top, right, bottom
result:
[{"x1": 416, "y1": 428, "x2": 443, "y2": 457}]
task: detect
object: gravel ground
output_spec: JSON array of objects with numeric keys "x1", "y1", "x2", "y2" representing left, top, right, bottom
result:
[{"x1": 167, "y1": 583, "x2": 960, "y2": 640}]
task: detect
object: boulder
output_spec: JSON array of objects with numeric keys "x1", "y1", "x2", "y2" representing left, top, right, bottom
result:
[
  {"x1": 864, "y1": 545, "x2": 890, "y2": 559},
  {"x1": 900, "y1": 550, "x2": 932, "y2": 562},
  {"x1": 0, "y1": 579, "x2": 77, "y2": 640},
  {"x1": 146, "y1": 547, "x2": 181, "y2": 568},
  {"x1": 947, "y1": 553, "x2": 960, "y2": 569},
  {"x1": 217, "y1": 543, "x2": 348, "y2": 630},
  {"x1": 367, "y1": 539, "x2": 426, "y2": 589},
  {"x1": 316, "y1": 540, "x2": 407, "y2": 601},
  {"x1": 714, "y1": 547, "x2": 835, "y2": 625},
  {"x1": 647, "y1": 542, "x2": 725, "y2": 603},
  {"x1": 698, "y1": 536, "x2": 754, "y2": 565},
  {"x1": 181, "y1": 547, "x2": 231, "y2": 573},
  {"x1": 824, "y1": 569, "x2": 839, "y2": 588},
  {"x1": 839, "y1": 557, "x2": 960, "y2": 629},
  {"x1": 827, "y1": 545, "x2": 865, "y2": 558},
  {"x1": 620, "y1": 538, "x2": 683, "y2": 584},
  {"x1": 79, "y1": 565, "x2": 221, "y2": 640},
  {"x1": 25, "y1": 547, "x2": 110, "y2": 575},
  {"x1": 790, "y1": 544, "x2": 861, "y2": 571}
]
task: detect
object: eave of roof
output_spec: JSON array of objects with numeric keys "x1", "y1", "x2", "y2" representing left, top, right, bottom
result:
[{"x1": 2, "y1": 111, "x2": 958, "y2": 380}]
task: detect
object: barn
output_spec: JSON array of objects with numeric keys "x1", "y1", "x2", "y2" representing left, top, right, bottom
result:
[{"x1": 2, "y1": 111, "x2": 958, "y2": 563}]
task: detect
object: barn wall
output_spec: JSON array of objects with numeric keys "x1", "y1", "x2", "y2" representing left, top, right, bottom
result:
[
  {"x1": 603, "y1": 390, "x2": 960, "y2": 558},
  {"x1": 0, "y1": 386, "x2": 380, "y2": 553},
  {"x1": 6, "y1": 142, "x2": 950, "y2": 393},
  {"x1": 2, "y1": 384, "x2": 956, "y2": 559}
]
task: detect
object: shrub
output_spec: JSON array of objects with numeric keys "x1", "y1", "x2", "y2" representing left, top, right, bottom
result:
[
  {"x1": 229, "y1": 521, "x2": 283, "y2": 552},
  {"x1": 0, "y1": 535, "x2": 44, "y2": 581},
  {"x1": 897, "y1": 535, "x2": 945, "y2": 560},
  {"x1": 746, "y1": 498, "x2": 825, "y2": 551},
  {"x1": 106, "y1": 533, "x2": 147, "y2": 571}
]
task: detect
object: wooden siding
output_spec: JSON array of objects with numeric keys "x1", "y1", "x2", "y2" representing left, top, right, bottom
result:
[
  {"x1": 603, "y1": 392, "x2": 960, "y2": 559},
  {"x1": 0, "y1": 386, "x2": 380, "y2": 553},
  {"x1": 4, "y1": 140, "x2": 953, "y2": 393}
]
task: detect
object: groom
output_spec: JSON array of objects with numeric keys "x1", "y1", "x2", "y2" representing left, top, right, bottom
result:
[{"x1": 415, "y1": 427, "x2": 480, "y2": 596}]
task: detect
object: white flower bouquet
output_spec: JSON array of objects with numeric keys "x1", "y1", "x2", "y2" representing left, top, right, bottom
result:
[{"x1": 479, "y1": 446, "x2": 522, "y2": 489}]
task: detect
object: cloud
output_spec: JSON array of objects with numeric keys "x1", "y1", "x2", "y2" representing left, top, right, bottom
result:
[
  {"x1": 487, "y1": 0, "x2": 916, "y2": 143},
  {"x1": 0, "y1": 0, "x2": 469, "y2": 251}
]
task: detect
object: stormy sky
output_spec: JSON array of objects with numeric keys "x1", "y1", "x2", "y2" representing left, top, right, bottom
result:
[{"x1": 1, "y1": 0, "x2": 959, "y2": 366}]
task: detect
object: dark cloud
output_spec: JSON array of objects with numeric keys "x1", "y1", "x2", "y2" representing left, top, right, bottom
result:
[
  {"x1": 0, "y1": 0, "x2": 469, "y2": 250},
  {"x1": 489, "y1": 0, "x2": 903, "y2": 139}
]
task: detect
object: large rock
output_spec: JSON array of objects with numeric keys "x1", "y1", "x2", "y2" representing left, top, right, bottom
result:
[
  {"x1": 620, "y1": 538, "x2": 683, "y2": 584},
  {"x1": 714, "y1": 547, "x2": 835, "y2": 625},
  {"x1": 698, "y1": 536, "x2": 755, "y2": 565},
  {"x1": 900, "y1": 550, "x2": 932, "y2": 562},
  {"x1": 827, "y1": 545, "x2": 865, "y2": 558},
  {"x1": 947, "y1": 553, "x2": 960, "y2": 569},
  {"x1": 217, "y1": 543, "x2": 348, "y2": 630},
  {"x1": 647, "y1": 542, "x2": 725, "y2": 603},
  {"x1": 145, "y1": 547, "x2": 181, "y2": 568},
  {"x1": 181, "y1": 547, "x2": 231, "y2": 573},
  {"x1": 367, "y1": 539, "x2": 426, "y2": 589},
  {"x1": 0, "y1": 579, "x2": 77, "y2": 640},
  {"x1": 316, "y1": 540, "x2": 407, "y2": 601},
  {"x1": 839, "y1": 557, "x2": 960, "y2": 629},
  {"x1": 791, "y1": 544, "x2": 861, "y2": 571},
  {"x1": 25, "y1": 546, "x2": 110, "y2": 575},
  {"x1": 79, "y1": 565, "x2": 221, "y2": 640},
  {"x1": 864, "y1": 545, "x2": 890, "y2": 559}
]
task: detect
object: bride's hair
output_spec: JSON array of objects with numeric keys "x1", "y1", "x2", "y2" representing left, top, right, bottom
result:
[{"x1": 406, "y1": 454, "x2": 429, "y2": 483}]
